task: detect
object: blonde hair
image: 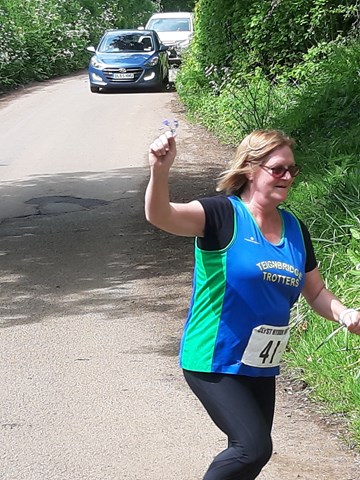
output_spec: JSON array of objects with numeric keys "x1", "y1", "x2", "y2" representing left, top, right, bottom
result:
[{"x1": 216, "y1": 129, "x2": 295, "y2": 195}]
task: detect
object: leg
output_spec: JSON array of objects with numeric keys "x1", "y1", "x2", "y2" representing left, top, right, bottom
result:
[{"x1": 183, "y1": 370, "x2": 275, "y2": 480}]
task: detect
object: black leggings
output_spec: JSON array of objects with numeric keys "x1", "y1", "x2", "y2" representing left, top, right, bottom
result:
[{"x1": 183, "y1": 370, "x2": 276, "y2": 480}]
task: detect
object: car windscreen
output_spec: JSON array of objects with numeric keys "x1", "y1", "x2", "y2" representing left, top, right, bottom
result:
[
  {"x1": 99, "y1": 33, "x2": 154, "y2": 53},
  {"x1": 147, "y1": 18, "x2": 190, "y2": 32}
]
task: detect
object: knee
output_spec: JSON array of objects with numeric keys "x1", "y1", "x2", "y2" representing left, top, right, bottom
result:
[
  {"x1": 204, "y1": 438, "x2": 273, "y2": 480},
  {"x1": 246, "y1": 435, "x2": 273, "y2": 471},
  {"x1": 234, "y1": 434, "x2": 273, "y2": 470}
]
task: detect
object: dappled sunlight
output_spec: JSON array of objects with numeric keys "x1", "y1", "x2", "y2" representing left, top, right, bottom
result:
[
  {"x1": 0, "y1": 162, "x2": 206, "y2": 329},
  {"x1": 0, "y1": 122, "x2": 227, "y2": 333},
  {"x1": 0, "y1": 273, "x2": 25, "y2": 283}
]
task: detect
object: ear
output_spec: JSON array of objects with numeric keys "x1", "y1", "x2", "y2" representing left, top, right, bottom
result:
[{"x1": 244, "y1": 165, "x2": 254, "y2": 182}]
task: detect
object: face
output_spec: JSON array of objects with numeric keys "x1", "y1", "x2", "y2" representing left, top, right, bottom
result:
[{"x1": 248, "y1": 145, "x2": 298, "y2": 205}]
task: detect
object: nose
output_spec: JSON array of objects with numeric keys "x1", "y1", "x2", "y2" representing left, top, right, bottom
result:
[{"x1": 282, "y1": 169, "x2": 293, "y2": 180}]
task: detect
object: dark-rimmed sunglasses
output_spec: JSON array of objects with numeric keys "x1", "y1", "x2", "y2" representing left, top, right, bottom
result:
[{"x1": 260, "y1": 164, "x2": 300, "y2": 179}]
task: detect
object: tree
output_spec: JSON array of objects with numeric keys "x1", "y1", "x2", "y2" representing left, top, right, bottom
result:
[{"x1": 159, "y1": 0, "x2": 195, "y2": 12}]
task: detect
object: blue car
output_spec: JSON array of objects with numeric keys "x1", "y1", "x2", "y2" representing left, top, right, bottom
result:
[{"x1": 87, "y1": 29, "x2": 169, "y2": 93}]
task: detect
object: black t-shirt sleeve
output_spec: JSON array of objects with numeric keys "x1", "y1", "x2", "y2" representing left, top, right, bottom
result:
[
  {"x1": 197, "y1": 195, "x2": 234, "y2": 250},
  {"x1": 298, "y1": 219, "x2": 318, "y2": 272},
  {"x1": 197, "y1": 196, "x2": 318, "y2": 272}
]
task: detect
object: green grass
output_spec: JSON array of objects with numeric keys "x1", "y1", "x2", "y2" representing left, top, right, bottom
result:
[
  {"x1": 285, "y1": 301, "x2": 360, "y2": 446},
  {"x1": 284, "y1": 170, "x2": 360, "y2": 446}
]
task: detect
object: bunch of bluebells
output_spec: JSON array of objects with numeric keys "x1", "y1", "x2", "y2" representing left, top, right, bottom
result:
[{"x1": 161, "y1": 119, "x2": 179, "y2": 136}]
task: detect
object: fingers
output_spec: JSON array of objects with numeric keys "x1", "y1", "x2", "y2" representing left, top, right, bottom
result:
[
  {"x1": 149, "y1": 131, "x2": 175, "y2": 157},
  {"x1": 343, "y1": 311, "x2": 360, "y2": 335}
]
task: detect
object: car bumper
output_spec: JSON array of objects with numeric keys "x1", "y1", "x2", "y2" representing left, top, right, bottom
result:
[{"x1": 88, "y1": 66, "x2": 164, "y2": 89}]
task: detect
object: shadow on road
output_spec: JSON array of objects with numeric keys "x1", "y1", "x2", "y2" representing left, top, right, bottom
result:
[{"x1": 0, "y1": 146, "x2": 223, "y2": 330}]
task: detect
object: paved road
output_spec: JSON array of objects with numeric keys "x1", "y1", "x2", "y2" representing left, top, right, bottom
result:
[
  {"x1": 0, "y1": 73, "x2": 222, "y2": 480},
  {"x1": 1, "y1": 73, "x2": 359, "y2": 480}
]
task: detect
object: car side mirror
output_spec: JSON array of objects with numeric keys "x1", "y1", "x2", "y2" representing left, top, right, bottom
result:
[
  {"x1": 137, "y1": 26, "x2": 145, "y2": 31},
  {"x1": 86, "y1": 46, "x2": 96, "y2": 53},
  {"x1": 159, "y1": 44, "x2": 168, "y2": 51}
]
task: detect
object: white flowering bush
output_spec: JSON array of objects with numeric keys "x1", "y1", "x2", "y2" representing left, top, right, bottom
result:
[{"x1": 0, "y1": 0, "x2": 156, "y2": 92}]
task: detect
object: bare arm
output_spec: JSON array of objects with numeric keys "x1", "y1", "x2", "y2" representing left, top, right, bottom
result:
[
  {"x1": 302, "y1": 267, "x2": 360, "y2": 335},
  {"x1": 145, "y1": 131, "x2": 206, "y2": 237}
]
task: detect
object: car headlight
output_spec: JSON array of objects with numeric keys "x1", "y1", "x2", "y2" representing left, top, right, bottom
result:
[
  {"x1": 90, "y1": 57, "x2": 104, "y2": 69},
  {"x1": 145, "y1": 56, "x2": 159, "y2": 67}
]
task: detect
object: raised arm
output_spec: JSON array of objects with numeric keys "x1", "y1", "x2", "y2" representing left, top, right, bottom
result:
[
  {"x1": 145, "y1": 131, "x2": 206, "y2": 237},
  {"x1": 302, "y1": 267, "x2": 360, "y2": 335}
]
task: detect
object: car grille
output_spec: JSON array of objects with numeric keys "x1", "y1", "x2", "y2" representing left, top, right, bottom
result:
[{"x1": 103, "y1": 67, "x2": 143, "y2": 83}]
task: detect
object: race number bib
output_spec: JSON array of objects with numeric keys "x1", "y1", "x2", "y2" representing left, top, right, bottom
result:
[{"x1": 241, "y1": 324, "x2": 290, "y2": 368}]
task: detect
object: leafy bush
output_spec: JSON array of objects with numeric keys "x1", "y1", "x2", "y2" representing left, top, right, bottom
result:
[
  {"x1": 191, "y1": 0, "x2": 360, "y2": 77},
  {"x1": 276, "y1": 41, "x2": 360, "y2": 154}
]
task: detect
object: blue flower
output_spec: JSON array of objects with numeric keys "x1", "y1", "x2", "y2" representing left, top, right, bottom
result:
[{"x1": 161, "y1": 119, "x2": 179, "y2": 135}]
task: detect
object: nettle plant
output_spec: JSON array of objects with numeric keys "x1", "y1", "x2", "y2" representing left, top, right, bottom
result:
[{"x1": 203, "y1": 64, "x2": 284, "y2": 137}]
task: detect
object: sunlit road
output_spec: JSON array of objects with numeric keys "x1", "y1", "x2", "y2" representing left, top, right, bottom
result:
[
  {"x1": 1, "y1": 72, "x2": 359, "y2": 480},
  {"x1": 0, "y1": 72, "x2": 176, "y2": 221}
]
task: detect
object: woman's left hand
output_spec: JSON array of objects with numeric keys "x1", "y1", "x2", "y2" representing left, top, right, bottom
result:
[{"x1": 341, "y1": 309, "x2": 360, "y2": 335}]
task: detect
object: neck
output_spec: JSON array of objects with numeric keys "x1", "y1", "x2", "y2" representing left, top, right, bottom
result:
[
  {"x1": 240, "y1": 193, "x2": 279, "y2": 220},
  {"x1": 240, "y1": 194, "x2": 282, "y2": 244}
]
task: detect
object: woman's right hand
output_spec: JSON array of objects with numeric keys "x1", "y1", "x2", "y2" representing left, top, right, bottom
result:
[
  {"x1": 145, "y1": 128, "x2": 205, "y2": 237},
  {"x1": 148, "y1": 130, "x2": 177, "y2": 170}
]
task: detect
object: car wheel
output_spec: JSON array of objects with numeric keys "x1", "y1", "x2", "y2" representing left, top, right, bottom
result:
[
  {"x1": 153, "y1": 70, "x2": 169, "y2": 92},
  {"x1": 90, "y1": 85, "x2": 100, "y2": 93},
  {"x1": 151, "y1": 79, "x2": 163, "y2": 92}
]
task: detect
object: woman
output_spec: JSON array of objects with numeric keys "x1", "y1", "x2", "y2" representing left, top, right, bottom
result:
[{"x1": 144, "y1": 128, "x2": 360, "y2": 480}]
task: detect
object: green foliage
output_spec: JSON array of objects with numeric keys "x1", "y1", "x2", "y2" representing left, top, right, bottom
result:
[
  {"x1": 285, "y1": 306, "x2": 360, "y2": 445},
  {"x1": 159, "y1": 0, "x2": 195, "y2": 11},
  {"x1": 0, "y1": 0, "x2": 157, "y2": 91},
  {"x1": 276, "y1": 42, "x2": 360, "y2": 153},
  {"x1": 191, "y1": 0, "x2": 239, "y2": 70},
  {"x1": 189, "y1": 0, "x2": 360, "y2": 77}
]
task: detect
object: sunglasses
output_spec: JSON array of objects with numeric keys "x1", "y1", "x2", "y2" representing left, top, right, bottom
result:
[{"x1": 260, "y1": 164, "x2": 300, "y2": 179}]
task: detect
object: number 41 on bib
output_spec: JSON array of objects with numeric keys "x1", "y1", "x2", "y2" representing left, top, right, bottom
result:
[{"x1": 241, "y1": 324, "x2": 291, "y2": 368}]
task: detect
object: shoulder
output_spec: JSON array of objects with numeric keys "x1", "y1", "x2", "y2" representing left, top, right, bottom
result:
[
  {"x1": 284, "y1": 210, "x2": 312, "y2": 239},
  {"x1": 197, "y1": 195, "x2": 235, "y2": 250},
  {"x1": 198, "y1": 195, "x2": 233, "y2": 211},
  {"x1": 198, "y1": 195, "x2": 234, "y2": 230}
]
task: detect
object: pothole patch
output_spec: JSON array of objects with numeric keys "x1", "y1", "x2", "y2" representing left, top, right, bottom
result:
[{"x1": 25, "y1": 195, "x2": 110, "y2": 215}]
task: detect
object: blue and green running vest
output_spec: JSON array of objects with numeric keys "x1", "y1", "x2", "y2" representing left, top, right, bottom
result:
[{"x1": 179, "y1": 196, "x2": 306, "y2": 377}]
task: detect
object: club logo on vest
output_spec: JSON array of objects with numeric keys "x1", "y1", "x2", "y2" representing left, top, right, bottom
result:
[{"x1": 244, "y1": 236, "x2": 260, "y2": 245}]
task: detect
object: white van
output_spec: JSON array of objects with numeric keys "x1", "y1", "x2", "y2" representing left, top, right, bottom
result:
[{"x1": 144, "y1": 12, "x2": 194, "y2": 65}]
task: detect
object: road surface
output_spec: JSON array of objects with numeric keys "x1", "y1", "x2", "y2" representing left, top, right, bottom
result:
[{"x1": 0, "y1": 72, "x2": 359, "y2": 479}]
